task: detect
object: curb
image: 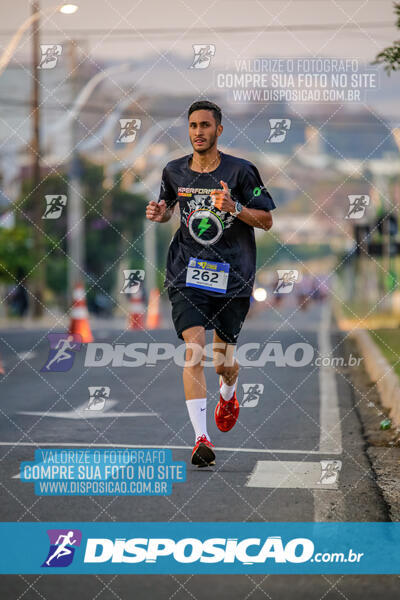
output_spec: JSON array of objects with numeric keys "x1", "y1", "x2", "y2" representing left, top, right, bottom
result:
[{"x1": 351, "y1": 329, "x2": 400, "y2": 428}]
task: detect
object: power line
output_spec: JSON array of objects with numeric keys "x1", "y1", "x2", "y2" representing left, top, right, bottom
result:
[
  {"x1": 0, "y1": 97, "x2": 113, "y2": 115},
  {"x1": 0, "y1": 22, "x2": 395, "y2": 37}
]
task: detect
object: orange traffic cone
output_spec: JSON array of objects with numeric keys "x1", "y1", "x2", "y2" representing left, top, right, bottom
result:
[
  {"x1": 146, "y1": 288, "x2": 161, "y2": 329},
  {"x1": 127, "y1": 289, "x2": 146, "y2": 330},
  {"x1": 69, "y1": 282, "x2": 93, "y2": 343}
]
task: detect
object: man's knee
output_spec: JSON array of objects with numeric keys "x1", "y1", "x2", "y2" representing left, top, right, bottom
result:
[
  {"x1": 214, "y1": 362, "x2": 226, "y2": 376},
  {"x1": 182, "y1": 325, "x2": 205, "y2": 345},
  {"x1": 214, "y1": 360, "x2": 239, "y2": 376},
  {"x1": 213, "y1": 341, "x2": 237, "y2": 374},
  {"x1": 182, "y1": 327, "x2": 206, "y2": 366},
  {"x1": 183, "y1": 343, "x2": 205, "y2": 367}
]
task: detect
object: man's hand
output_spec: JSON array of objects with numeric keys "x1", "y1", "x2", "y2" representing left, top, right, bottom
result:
[
  {"x1": 146, "y1": 199, "x2": 169, "y2": 222},
  {"x1": 210, "y1": 180, "x2": 235, "y2": 213}
]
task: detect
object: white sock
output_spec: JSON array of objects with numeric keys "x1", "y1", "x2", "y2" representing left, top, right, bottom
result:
[
  {"x1": 220, "y1": 377, "x2": 237, "y2": 401},
  {"x1": 186, "y1": 398, "x2": 209, "y2": 441}
]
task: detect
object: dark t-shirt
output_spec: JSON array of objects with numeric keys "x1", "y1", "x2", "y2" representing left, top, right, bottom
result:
[{"x1": 158, "y1": 151, "x2": 276, "y2": 298}]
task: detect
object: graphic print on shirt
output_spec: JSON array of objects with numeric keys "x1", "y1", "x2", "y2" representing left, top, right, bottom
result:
[
  {"x1": 179, "y1": 190, "x2": 235, "y2": 246},
  {"x1": 159, "y1": 152, "x2": 277, "y2": 297}
]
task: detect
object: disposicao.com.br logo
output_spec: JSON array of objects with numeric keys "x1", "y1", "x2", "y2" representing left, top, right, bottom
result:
[
  {"x1": 83, "y1": 536, "x2": 363, "y2": 566},
  {"x1": 83, "y1": 341, "x2": 315, "y2": 368},
  {"x1": 40, "y1": 337, "x2": 360, "y2": 372},
  {"x1": 1, "y1": 522, "x2": 391, "y2": 574}
]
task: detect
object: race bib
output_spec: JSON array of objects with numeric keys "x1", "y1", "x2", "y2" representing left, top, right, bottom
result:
[{"x1": 186, "y1": 257, "x2": 230, "y2": 294}]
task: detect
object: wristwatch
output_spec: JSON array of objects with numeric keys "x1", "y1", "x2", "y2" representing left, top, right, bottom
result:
[{"x1": 231, "y1": 201, "x2": 243, "y2": 217}]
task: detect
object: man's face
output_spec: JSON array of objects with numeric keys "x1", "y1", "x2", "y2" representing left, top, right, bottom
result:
[{"x1": 188, "y1": 109, "x2": 222, "y2": 154}]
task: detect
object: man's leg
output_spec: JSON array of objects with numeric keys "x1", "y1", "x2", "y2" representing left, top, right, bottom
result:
[
  {"x1": 213, "y1": 331, "x2": 240, "y2": 432},
  {"x1": 182, "y1": 325, "x2": 206, "y2": 401},
  {"x1": 181, "y1": 326, "x2": 215, "y2": 466},
  {"x1": 181, "y1": 326, "x2": 209, "y2": 441},
  {"x1": 212, "y1": 330, "x2": 239, "y2": 398}
]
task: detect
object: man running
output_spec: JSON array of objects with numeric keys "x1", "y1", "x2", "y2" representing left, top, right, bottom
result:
[{"x1": 146, "y1": 100, "x2": 275, "y2": 467}]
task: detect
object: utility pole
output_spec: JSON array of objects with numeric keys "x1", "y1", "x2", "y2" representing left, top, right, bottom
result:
[
  {"x1": 144, "y1": 218, "x2": 157, "y2": 297},
  {"x1": 30, "y1": 0, "x2": 45, "y2": 317},
  {"x1": 66, "y1": 39, "x2": 84, "y2": 303}
]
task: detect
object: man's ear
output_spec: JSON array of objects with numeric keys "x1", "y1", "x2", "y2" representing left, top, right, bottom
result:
[{"x1": 217, "y1": 124, "x2": 223, "y2": 137}]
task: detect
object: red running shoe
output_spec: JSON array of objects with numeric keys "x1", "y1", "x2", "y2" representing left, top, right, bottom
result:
[
  {"x1": 191, "y1": 435, "x2": 215, "y2": 467},
  {"x1": 214, "y1": 376, "x2": 240, "y2": 432}
]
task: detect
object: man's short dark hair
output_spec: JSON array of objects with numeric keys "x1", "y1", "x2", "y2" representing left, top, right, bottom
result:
[{"x1": 188, "y1": 100, "x2": 222, "y2": 126}]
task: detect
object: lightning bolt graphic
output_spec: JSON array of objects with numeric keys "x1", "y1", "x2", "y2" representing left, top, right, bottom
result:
[{"x1": 198, "y1": 217, "x2": 211, "y2": 237}]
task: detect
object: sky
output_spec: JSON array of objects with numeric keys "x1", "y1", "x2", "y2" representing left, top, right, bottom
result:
[
  {"x1": 0, "y1": 0, "x2": 399, "y2": 65},
  {"x1": 0, "y1": 0, "x2": 400, "y2": 148},
  {"x1": 0, "y1": 1, "x2": 399, "y2": 207}
]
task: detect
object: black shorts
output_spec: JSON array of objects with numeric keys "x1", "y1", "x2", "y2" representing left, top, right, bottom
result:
[{"x1": 167, "y1": 286, "x2": 251, "y2": 344}]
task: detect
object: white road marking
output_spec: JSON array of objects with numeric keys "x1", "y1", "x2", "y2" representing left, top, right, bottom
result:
[
  {"x1": 318, "y1": 301, "x2": 342, "y2": 453},
  {"x1": 16, "y1": 411, "x2": 158, "y2": 419},
  {"x1": 16, "y1": 400, "x2": 158, "y2": 420},
  {"x1": 0, "y1": 441, "x2": 340, "y2": 454},
  {"x1": 17, "y1": 351, "x2": 37, "y2": 360},
  {"x1": 246, "y1": 460, "x2": 339, "y2": 490},
  {"x1": 314, "y1": 301, "x2": 344, "y2": 519}
]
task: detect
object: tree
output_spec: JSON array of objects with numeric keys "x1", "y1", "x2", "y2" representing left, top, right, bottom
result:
[
  {"x1": 374, "y1": 2, "x2": 400, "y2": 74},
  {"x1": 0, "y1": 226, "x2": 35, "y2": 283}
]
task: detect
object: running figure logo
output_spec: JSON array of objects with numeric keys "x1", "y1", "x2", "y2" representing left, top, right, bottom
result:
[
  {"x1": 274, "y1": 270, "x2": 299, "y2": 294},
  {"x1": 190, "y1": 44, "x2": 216, "y2": 69},
  {"x1": 241, "y1": 383, "x2": 264, "y2": 408},
  {"x1": 41, "y1": 334, "x2": 82, "y2": 372},
  {"x1": 42, "y1": 529, "x2": 82, "y2": 567},
  {"x1": 42, "y1": 195, "x2": 67, "y2": 219},
  {"x1": 266, "y1": 119, "x2": 291, "y2": 143},
  {"x1": 38, "y1": 44, "x2": 62, "y2": 69},
  {"x1": 87, "y1": 386, "x2": 110, "y2": 411},
  {"x1": 345, "y1": 195, "x2": 370, "y2": 219},
  {"x1": 318, "y1": 460, "x2": 342, "y2": 485},
  {"x1": 117, "y1": 119, "x2": 141, "y2": 143},
  {"x1": 120, "y1": 269, "x2": 145, "y2": 294}
]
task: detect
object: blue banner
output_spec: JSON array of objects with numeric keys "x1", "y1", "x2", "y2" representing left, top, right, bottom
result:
[
  {"x1": 0, "y1": 522, "x2": 399, "y2": 574},
  {"x1": 19, "y1": 449, "x2": 186, "y2": 496}
]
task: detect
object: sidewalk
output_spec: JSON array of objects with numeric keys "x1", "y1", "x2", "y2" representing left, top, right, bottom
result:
[{"x1": 343, "y1": 329, "x2": 400, "y2": 522}]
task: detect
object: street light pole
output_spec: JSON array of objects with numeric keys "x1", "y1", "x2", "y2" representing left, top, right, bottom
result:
[
  {"x1": 0, "y1": 2, "x2": 78, "y2": 317},
  {"x1": 66, "y1": 39, "x2": 84, "y2": 302},
  {"x1": 30, "y1": 0, "x2": 45, "y2": 317}
]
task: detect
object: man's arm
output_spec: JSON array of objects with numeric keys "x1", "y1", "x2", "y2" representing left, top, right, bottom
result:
[
  {"x1": 159, "y1": 166, "x2": 177, "y2": 221},
  {"x1": 158, "y1": 204, "x2": 175, "y2": 222},
  {"x1": 146, "y1": 200, "x2": 175, "y2": 223},
  {"x1": 236, "y1": 163, "x2": 276, "y2": 229},
  {"x1": 211, "y1": 180, "x2": 273, "y2": 231},
  {"x1": 146, "y1": 165, "x2": 177, "y2": 223},
  {"x1": 236, "y1": 206, "x2": 273, "y2": 230}
]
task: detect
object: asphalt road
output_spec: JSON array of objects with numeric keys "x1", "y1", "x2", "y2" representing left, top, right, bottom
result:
[{"x1": 0, "y1": 299, "x2": 399, "y2": 598}]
